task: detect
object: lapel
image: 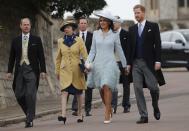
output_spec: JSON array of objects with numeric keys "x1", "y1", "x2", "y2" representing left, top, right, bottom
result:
[
  {"x1": 77, "y1": 31, "x2": 89, "y2": 45},
  {"x1": 133, "y1": 24, "x2": 138, "y2": 48},
  {"x1": 28, "y1": 34, "x2": 32, "y2": 49},
  {"x1": 85, "y1": 31, "x2": 90, "y2": 45},
  {"x1": 27, "y1": 34, "x2": 33, "y2": 56},
  {"x1": 140, "y1": 21, "x2": 149, "y2": 44},
  {"x1": 18, "y1": 35, "x2": 22, "y2": 57},
  {"x1": 119, "y1": 29, "x2": 123, "y2": 38}
]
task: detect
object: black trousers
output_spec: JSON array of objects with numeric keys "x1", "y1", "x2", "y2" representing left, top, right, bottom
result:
[
  {"x1": 111, "y1": 62, "x2": 131, "y2": 110},
  {"x1": 72, "y1": 87, "x2": 93, "y2": 113},
  {"x1": 14, "y1": 63, "x2": 37, "y2": 122},
  {"x1": 121, "y1": 74, "x2": 131, "y2": 108}
]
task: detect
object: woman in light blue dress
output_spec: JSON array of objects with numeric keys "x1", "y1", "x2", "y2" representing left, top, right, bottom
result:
[{"x1": 85, "y1": 11, "x2": 127, "y2": 124}]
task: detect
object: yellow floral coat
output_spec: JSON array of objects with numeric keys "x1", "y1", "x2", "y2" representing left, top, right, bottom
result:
[{"x1": 55, "y1": 37, "x2": 88, "y2": 91}]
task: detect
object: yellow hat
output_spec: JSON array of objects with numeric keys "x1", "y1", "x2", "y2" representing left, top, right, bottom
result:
[{"x1": 60, "y1": 20, "x2": 78, "y2": 32}]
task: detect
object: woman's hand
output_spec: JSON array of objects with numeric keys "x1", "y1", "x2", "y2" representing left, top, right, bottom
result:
[
  {"x1": 85, "y1": 63, "x2": 92, "y2": 72},
  {"x1": 84, "y1": 69, "x2": 89, "y2": 74}
]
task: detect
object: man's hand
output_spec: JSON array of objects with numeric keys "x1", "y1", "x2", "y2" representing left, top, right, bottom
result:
[
  {"x1": 124, "y1": 65, "x2": 131, "y2": 75},
  {"x1": 5, "y1": 73, "x2": 12, "y2": 80},
  {"x1": 40, "y1": 72, "x2": 46, "y2": 79},
  {"x1": 155, "y1": 62, "x2": 161, "y2": 70}
]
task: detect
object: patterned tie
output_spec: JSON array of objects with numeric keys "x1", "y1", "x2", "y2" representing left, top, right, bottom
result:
[
  {"x1": 82, "y1": 32, "x2": 85, "y2": 42},
  {"x1": 23, "y1": 35, "x2": 28, "y2": 46},
  {"x1": 138, "y1": 23, "x2": 143, "y2": 37}
]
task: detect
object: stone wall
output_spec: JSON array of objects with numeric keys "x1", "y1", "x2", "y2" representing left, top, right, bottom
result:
[
  {"x1": 0, "y1": 7, "x2": 24, "y2": 108},
  {"x1": 159, "y1": 0, "x2": 177, "y2": 20}
]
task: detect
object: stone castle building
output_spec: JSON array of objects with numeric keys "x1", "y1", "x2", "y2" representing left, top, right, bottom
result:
[{"x1": 141, "y1": 0, "x2": 189, "y2": 30}]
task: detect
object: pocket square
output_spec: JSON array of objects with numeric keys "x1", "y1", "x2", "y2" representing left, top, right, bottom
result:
[{"x1": 148, "y1": 29, "x2": 151, "y2": 32}]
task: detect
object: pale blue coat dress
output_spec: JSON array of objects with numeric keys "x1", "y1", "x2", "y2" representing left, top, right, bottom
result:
[{"x1": 86, "y1": 29, "x2": 127, "y2": 90}]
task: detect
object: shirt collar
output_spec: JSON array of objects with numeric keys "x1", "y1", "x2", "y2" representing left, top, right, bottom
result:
[
  {"x1": 138, "y1": 19, "x2": 146, "y2": 27},
  {"x1": 22, "y1": 33, "x2": 30, "y2": 39},
  {"x1": 117, "y1": 27, "x2": 122, "y2": 33},
  {"x1": 79, "y1": 30, "x2": 87, "y2": 36}
]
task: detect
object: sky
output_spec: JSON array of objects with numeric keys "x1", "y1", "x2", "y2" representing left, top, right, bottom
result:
[
  {"x1": 103, "y1": 0, "x2": 140, "y2": 20},
  {"x1": 64, "y1": 0, "x2": 140, "y2": 20}
]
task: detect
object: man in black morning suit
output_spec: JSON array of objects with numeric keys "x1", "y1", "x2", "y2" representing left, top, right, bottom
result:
[
  {"x1": 111, "y1": 16, "x2": 131, "y2": 114},
  {"x1": 127, "y1": 5, "x2": 165, "y2": 124},
  {"x1": 71, "y1": 17, "x2": 93, "y2": 116},
  {"x1": 6, "y1": 18, "x2": 46, "y2": 128}
]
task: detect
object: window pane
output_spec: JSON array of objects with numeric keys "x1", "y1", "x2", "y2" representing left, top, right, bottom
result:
[{"x1": 178, "y1": 0, "x2": 185, "y2": 7}]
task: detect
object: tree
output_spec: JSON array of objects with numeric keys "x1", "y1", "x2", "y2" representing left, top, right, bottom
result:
[
  {"x1": 0, "y1": 0, "x2": 107, "y2": 19},
  {"x1": 49, "y1": 0, "x2": 107, "y2": 19}
]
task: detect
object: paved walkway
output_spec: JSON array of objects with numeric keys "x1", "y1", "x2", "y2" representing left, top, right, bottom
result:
[
  {"x1": 0, "y1": 85, "x2": 131, "y2": 126},
  {"x1": 1, "y1": 70, "x2": 189, "y2": 131},
  {"x1": 1, "y1": 68, "x2": 188, "y2": 128}
]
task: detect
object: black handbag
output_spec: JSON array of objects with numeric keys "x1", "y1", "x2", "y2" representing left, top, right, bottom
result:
[{"x1": 79, "y1": 59, "x2": 85, "y2": 73}]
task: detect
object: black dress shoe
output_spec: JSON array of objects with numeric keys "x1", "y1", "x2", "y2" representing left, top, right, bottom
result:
[
  {"x1": 72, "y1": 111, "x2": 78, "y2": 116},
  {"x1": 123, "y1": 107, "x2": 130, "y2": 113},
  {"x1": 154, "y1": 109, "x2": 161, "y2": 120},
  {"x1": 25, "y1": 121, "x2": 33, "y2": 128},
  {"x1": 150, "y1": 91, "x2": 161, "y2": 120},
  {"x1": 58, "y1": 116, "x2": 67, "y2": 124},
  {"x1": 86, "y1": 112, "x2": 92, "y2": 116},
  {"x1": 136, "y1": 117, "x2": 148, "y2": 124}
]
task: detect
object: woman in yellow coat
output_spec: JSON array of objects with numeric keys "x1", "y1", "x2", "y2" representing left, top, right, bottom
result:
[{"x1": 55, "y1": 20, "x2": 88, "y2": 124}]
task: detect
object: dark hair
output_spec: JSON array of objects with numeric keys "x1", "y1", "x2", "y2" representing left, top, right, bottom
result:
[
  {"x1": 78, "y1": 17, "x2": 89, "y2": 24},
  {"x1": 133, "y1": 4, "x2": 146, "y2": 12},
  {"x1": 97, "y1": 17, "x2": 114, "y2": 31}
]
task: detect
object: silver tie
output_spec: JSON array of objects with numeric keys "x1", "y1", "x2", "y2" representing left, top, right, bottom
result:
[{"x1": 138, "y1": 23, "x2": 143, "y2": 37}]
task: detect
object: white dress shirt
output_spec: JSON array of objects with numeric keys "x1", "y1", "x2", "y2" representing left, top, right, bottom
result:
[
  {"x1": 138, "y1": 19, "x2": 146, "y2": 34},
  {"x1": 79, "y1": 30, "x2": 87, "y2": 42}
]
